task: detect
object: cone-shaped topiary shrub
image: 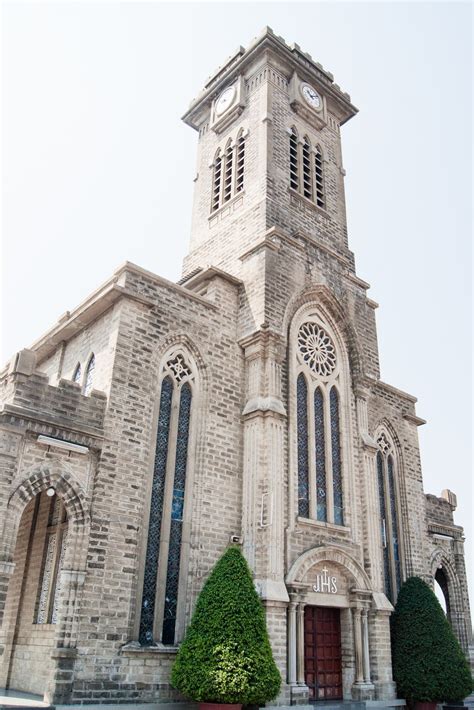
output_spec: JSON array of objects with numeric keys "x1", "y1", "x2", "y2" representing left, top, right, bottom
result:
[
  {"x1": 391, "y1": 576, "x2": 472, "y2": 703},
  {"x1": 171, "y1": 546, "x2": 281, "y2": 704}
]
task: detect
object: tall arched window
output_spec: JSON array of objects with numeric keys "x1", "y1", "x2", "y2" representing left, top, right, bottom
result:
[
  {"x1": 376, "y1": 432, "x2": 402, "y2": 602},
  {"x1": 139, "y1": 352, "x2": 195, "y2": 646},
  {"x1": 315, "y1": 146, "x2": 325, "y2": 208},
  {"x1": 289, "y1": 128, "x2": 299, "y2": 191},
  {"x1": 295, "y1": 319, "x2": 344, "y2": 525},
  {"x1": 72, "y1": 363, "x2": 82, "y2": 384},
  {"x1": 83, "y1": 353, "x2": 95, "y2": 395},
  {"x1": 302, "y1": 137, "x2": 313, "y2": 200}
]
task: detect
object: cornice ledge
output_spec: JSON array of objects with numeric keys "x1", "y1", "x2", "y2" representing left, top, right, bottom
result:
[
  {"x1": 344, "y1": 272, "x2": 371, "y2": 291},
  {"x1": 180, "y1": 264, "x2": 243, "y2": 290},
  {"x1": 376, "y1": 379, "x2": 418, "y2": 404},
  {"x1": 403, "y1": 413, "x2": 426, "y2": 426},
  {"x1": 242, "y1": 396, "x2": 287, "y2": 417},
  {"x1": 238, "y1": 325, "x2": 283, "y2": 350}
]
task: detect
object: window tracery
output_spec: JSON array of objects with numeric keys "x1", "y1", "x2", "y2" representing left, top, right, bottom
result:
[
  {"x1": 139, "y1": 351, "x2": 195, "y2": 646},
  {"x1": 295, "y1": 317, "x2": 344, "y2": 525}
]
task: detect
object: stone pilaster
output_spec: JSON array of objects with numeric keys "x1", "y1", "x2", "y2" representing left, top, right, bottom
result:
[{"x1": 240, "y1": 327, "x2": 288, "y2": 603}]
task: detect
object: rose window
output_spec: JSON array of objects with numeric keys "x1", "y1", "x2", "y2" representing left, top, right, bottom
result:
[{"x1": 297, "y1": 322, "x2": 337, "y2": 377}]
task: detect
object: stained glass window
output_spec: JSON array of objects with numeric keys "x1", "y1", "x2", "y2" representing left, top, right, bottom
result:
[
  {"x1": 377, "y1": 451, "x2": 392, "y2": 600},
  {"x1": 36, "y1": 494, "x2": 68, "y2": 624},
  {"x1": 84, "y1": 354, "x2": 95, "y2": 396},
  {"x1": 139, "y1": 376, "x2": 173, "y2": 645},
  {"x1": 330, "y1": 387, "x2": 343, "y2": 525},
  {"x1": 162, "y1": 383, "x2": 192, "y2": 645},
  {"x1": 387, "y1": 455, "x2": 401, "y2": 593},
  {"x1": 314, "y1": 388, "x2": 327, "y2": 522},
  {"x1": 297, "y1": 374, "x2": 310, "y2": 518}
]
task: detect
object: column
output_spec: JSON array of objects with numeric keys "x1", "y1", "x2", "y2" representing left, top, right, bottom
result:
[
  {"x1": 352, "y1": 607, "x2": 364, "y2": 684},
  {"x1": 361, "y1": 608, "x2": 371, "y2": 683},
  {"x1": 288, "y1": 600, "x2": 297, "y2": 685},
  {"x1": 297, "y1": 603, "x2": 306, "y2": 685}
]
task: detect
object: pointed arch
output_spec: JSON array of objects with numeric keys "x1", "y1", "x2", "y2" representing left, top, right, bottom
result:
[
  {"x1": 286, "y1": 545, "x2": 372, "y2": 591},
  {"x1": 83, "y1": 353, "x2": 95, "y2": 395},
  {"x1": 283, "y1": 284, "x2": 364, "y2": 380},
  {"x1": 72, "y1": 362, "x2": 82, "y2": 384}
]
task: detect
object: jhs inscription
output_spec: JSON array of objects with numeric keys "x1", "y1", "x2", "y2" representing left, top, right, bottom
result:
[{"x1": 312, "y1": 566, "x2": 338, "y2": 594}]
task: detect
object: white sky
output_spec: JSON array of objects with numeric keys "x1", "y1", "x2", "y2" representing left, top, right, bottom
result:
[{"x1": 2, "y1": 1, "x2": 473, "y2": 608}]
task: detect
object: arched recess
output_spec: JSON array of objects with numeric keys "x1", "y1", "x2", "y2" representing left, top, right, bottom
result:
[
  {"x1": 286, "y1": 290, "x2": 360, "y2": 533},
  {"x1": 286, "y1": 545, "x2": 372, "y2": 591},
  {"x1": 430, "y1": 549, "x2": 469, "y2": 651},
  {"x1": 0, "y1": 462, "x2": 90, "y2": 697},
  {"x1": 4, "y1": 462, "x2": 89, "y2": 570}
]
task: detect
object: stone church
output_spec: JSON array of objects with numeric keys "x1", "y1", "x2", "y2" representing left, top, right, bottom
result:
[{"x1": 0, "y1": 27, "x2": 472, "y2": 707}]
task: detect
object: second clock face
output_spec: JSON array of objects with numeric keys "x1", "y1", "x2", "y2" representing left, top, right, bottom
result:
[
  {"x1": 215, "y1": 86, "x2": 236, "y2": 116},
  {"x1": 301, "y1": 83, "x2": 322, "y2": 110}
]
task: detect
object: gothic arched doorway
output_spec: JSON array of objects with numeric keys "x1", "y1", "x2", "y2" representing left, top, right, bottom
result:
[{"x1": 0, "y1": 491, "x2": 69, "y2": 695}]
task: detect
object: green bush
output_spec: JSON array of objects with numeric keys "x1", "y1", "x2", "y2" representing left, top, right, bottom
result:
[
  {"x1": 171, "y1": 546, "x2": 281, "y2": 704},
  {"x1": 391, "y1": 576, "x2": 472, "y2": 703}
]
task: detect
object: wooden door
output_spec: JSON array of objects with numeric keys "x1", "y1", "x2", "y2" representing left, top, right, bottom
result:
[{"x1": 304, "y1": 606, "x2": 343, "y2": 700}]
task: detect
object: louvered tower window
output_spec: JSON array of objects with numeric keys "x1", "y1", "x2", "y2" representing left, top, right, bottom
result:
[
  {"x1": 211, "y1": 151, "x2": 222, "y2": 212},
  {"x1": 235, "y1": 131, "x2": 245, "y2": 192},
  {"x1": 302, "y1": 138, "x2": 313, "y2": 199},
  {"x1": 289, "y1": 128, "x2": 299, "y2": 190},
  {"x1": 139, "y1": 352, "x2": 195, "y2": 646},
  {"x1": 223, "y1": 141, "x2": 233, "y2": 202},
  {"x1": 315, "y1": 146, "x2": 325, "y2": 208}
]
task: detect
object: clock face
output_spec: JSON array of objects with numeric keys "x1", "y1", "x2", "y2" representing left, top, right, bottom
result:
[
  {"x1": 301, "y1": 83, "x2": 322, "y2": 110},
  {"x1": 215, "y1": 86, "x2": 236, "y2": 116}
]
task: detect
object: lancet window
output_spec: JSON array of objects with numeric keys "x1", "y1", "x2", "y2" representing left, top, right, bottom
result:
[
  {"x1": 376, "y1": 432, "x2": 402, "y2": 602},
  {"x1": 139, "y1": 351, "x2": 195, "y2": 646},
  {"x1": 211, "y1": 129, "x2": 246, "y2": 212},
  {"x1": 83, "y1": 353, "x2": 95, "y2": 395},
  {"x1": 295, "y1": 318, "x2": 344, "y2": 525},
  {"x1": 36, "y1": 494, "x2": 68, "y2": 624},
  {"x1": 72, "y1": 363, "x2": 82, "y2": 384}
]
